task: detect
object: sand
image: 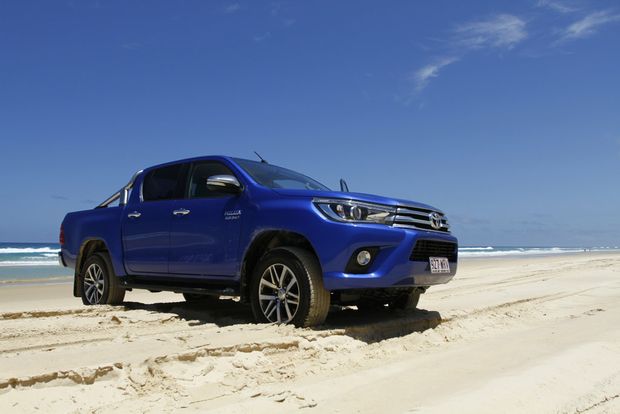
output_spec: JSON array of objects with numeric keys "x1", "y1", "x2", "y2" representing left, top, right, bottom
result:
[{"x1": 1, "y1": 252, "x2": 619, "y2": 413}]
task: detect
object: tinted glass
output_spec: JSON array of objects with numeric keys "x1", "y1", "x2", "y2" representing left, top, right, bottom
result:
[
  {"x1": 188, "y1": 162, "x2": 236, "y2": 198},
  {"x1": 233, "y1": 158, "x2": 330, "y2": 191},
  {"x1": 142, "y1": 164, "x2": 185, "y2": 201}
]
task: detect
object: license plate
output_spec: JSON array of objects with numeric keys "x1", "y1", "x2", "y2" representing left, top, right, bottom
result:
[{"x1": 429, "y1": 257, "x2": 450, "y2": 274}]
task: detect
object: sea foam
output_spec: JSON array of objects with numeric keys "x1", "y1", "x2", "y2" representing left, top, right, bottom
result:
[{"x1": 0, "y1": 247, "x2": 60, "y2": 254}]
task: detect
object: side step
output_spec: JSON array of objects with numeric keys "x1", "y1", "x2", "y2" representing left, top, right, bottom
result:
[{"x1": 119, "y1": 278, "x2": 238, "y2": 297}]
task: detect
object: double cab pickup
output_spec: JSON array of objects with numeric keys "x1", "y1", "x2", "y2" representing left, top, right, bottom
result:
[{"x1": 60, "y1": 156, "x2": 458, "y2": 327}]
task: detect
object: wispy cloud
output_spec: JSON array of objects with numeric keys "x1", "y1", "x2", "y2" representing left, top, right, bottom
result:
[
  {"x1": 252, "y1": 32, "x2": 272, "y2": 43},
  {"x1": 270, "y1": 2, "x2": 282, "y2": 16},
  {"x1": 407, "y1": 4, "x2": 619, "y2": 98},
  {"x1": 121, "y1": 42, "x2": 142, "y2": 50},
  {"x1": 222, "y1": 3, "x2": 242, "y2": 14},
  {"x1": 559, "y1": 10, "x2": 620, "y2": 41},
  {"x1": 411, "y1": 14, "x2": 527, "y2": 93},
  {"x1": 412, "y1": 57, "x2": 459, "y2": 92},
  {"x1": 536, "y1": 0, "x2": 578, "y2": 14},
  {"x1": 455, "y1": 14, "x2": 528, "y2": 50}
]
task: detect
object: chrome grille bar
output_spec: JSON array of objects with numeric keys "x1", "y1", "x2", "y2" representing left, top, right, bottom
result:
[
  {"x1": 393, "y1": 215, "x2": 432, "y2": 225},
  {"x1": 392, "y1": 206, "x2": 450, "y2": 232}
]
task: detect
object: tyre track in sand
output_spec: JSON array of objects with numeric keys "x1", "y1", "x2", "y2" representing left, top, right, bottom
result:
[
  {"x1": 2, "y1": 253, "x2": 620, "y2": 413},
  {"x1": 0, "y1": 286, "x2": 596, "y2": 392}
]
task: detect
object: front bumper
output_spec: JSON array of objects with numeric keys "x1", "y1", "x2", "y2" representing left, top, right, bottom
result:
[{"x1": 316, "y1": 225, "x2": 458, "y2": 291}]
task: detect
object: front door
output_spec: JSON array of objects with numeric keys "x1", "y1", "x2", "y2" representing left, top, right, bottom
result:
[{"x1": 168, "y1": 161, "x2": 243, "y2": 277}]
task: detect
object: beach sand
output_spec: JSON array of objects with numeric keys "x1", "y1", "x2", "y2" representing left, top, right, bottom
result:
[{"x1": 1, "y1": 252, "x2": 619, "y2": 413}]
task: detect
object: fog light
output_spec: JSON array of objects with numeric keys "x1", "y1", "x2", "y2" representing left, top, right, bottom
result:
[{"x1": 356, "y1": 250, "x2": 372, "y2": 266}]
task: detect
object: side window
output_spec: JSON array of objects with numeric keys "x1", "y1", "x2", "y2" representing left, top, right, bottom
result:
[
  {"x1": 142, "y1": 164, "x2": 185, "y2": 201},
  {"x1": 188, "y1": 162, "x2": 236, "y2": 198}
]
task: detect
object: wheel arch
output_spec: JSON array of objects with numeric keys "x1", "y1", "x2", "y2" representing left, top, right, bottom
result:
[
  {"x1": 73, "y1": 238, "x2": 111, "y2": 297},
  {"x1": 239, "y1": 230, "x2": 321, "y2": 302}
]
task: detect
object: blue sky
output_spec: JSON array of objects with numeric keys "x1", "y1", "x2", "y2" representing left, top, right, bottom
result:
[{"x1": 1, "y1": 0, "x2": 619, "y2": 246}]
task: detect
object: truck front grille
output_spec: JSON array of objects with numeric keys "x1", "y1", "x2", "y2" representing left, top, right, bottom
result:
[
  {"x1": 410, "y1": 240, "x2": 458, "y2": 262},
  {"x1": 392, "y1": 206, "x2": 450, "y2": 233}
]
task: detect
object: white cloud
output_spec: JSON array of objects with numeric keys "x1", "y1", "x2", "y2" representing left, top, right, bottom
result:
[
  {"x1": 252, "y1": 32, "x2": 272, "y2": 42},
  {"x1": 270, "y1": 2, "x2": 283, "y2": 16},
  {"x1": 412, "y1": 57, "x2": 459, "y2": 92},
  {"x1": 411, "y1": 14, "x2": 527, "y2": 93},
  {"x1": 455, "y1": 14, "x2": 528, "y2": 50},
  {"x1": 223, "y1": 3, "x2": 242, "y2": 14},
  {"x1": 560, "y1": 10, "x2": 620, "y2": 41},
  {"x1": 121, "y1": 42, "x2": 142, "y2": 50},
  {"x1": 537, "y1": 0, "x2": 577, "y2": 14}
]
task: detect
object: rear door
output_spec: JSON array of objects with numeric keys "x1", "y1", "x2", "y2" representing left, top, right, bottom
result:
[
  {"x1": 122, "y1": 163, "x2": 188, "y2": 274},
  {"x1": 168, "y1": 161, "x2": 243, "y2": 278}
]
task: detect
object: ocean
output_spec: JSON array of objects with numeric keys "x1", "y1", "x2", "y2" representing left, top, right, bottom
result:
[
  {"x1": 0, "y1": 242, "x2": 618, "y2": 283},
  {"x1": 0, "y1": 242, "x2": 72, "y2": 283},
  {"x1": 458, "y1": 246, "x2": 619, "y2": 257}
]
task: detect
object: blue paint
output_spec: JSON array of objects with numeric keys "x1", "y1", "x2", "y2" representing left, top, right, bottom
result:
[{"x1": 60, "y1": 156, "x2": 458, "y2": 291}]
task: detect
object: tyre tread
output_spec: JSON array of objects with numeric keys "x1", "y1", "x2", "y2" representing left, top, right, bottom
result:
[
  {"x1": 390, "y1": 289, "x2": 421, "y2": 310},
  {"x1": 92, "y1": 252, "x2": 125, "y2": 305},
  {"x1": 283, "y1": 247, "x2": 330, "y2": 327}
]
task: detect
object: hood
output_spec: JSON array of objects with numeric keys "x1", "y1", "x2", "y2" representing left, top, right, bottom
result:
[{"x1": 271, "y1": 188, "x2": 441, "y2": 212}]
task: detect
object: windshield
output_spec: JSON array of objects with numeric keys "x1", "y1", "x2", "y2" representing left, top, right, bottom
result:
[{"x1": 234, "y1": 158, "x2": 330, "y2": 191}]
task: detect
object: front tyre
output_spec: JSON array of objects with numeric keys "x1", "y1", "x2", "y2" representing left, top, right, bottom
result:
[
  {"x1": 389, "y1": 288, "x2": 421, "y2": 310},
  {"x1": 182, "y1": 293, "x2": 220, "y2": 303},
  {"x1": 250, "y1": 247, "x2": 330, "y2": 327},
  {"x1": 80, "y1": 252, "x2": 125, "y2": 306}
]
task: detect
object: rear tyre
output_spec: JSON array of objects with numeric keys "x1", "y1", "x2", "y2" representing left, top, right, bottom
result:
[
  {"x1": 389, "y1": 289, "x2": 421, "y2": 310},
  {"x1": 80, "y1": 252, "x2": 125, "y2": 306},
  {"x1": 250, "y1": 247, "x2": 330, "y2": 327}
]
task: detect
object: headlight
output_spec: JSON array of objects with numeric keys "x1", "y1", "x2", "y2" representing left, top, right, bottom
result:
[{"x1": 313, "y1": 198, "x2": 396, "y2": 224}]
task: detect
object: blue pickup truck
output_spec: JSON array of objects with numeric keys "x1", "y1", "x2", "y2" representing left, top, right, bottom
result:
[{"x1": 60, "y1": 156, "x2": 457, "y2": 327}]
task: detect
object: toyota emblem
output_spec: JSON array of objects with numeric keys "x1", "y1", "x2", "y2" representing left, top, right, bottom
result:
[{"x1": 429, "y1": 212, "x2": 442, "y2": 230}]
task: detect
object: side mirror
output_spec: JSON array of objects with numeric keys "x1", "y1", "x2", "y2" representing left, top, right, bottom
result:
[
  {"x1": 339, "y1": 178, "x2": 349, "y2": 192},
  {"x1": 206, "y1": 175, "x2": 242, "y2": 193}
]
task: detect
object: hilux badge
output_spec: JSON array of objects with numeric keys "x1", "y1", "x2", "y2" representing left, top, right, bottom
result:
[{"x1": 224, "y1": 210, "x2": 242, "y2": 220}]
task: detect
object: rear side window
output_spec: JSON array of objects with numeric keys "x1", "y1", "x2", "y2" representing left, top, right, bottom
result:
[
  {"x1": 188, "y1": 162, "x2": 236, "y2": 198},
  {"x1": 142, "y1": 164, "x2": 185, "y2": 201}
]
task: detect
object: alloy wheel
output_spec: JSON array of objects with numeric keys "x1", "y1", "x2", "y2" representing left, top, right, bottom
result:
[
  {"x1": 258, "y1": 263, "x2": 300, "y2": 324},
  {"x1": 84, "y1": 263, "x2": 105, "y2": 304}
]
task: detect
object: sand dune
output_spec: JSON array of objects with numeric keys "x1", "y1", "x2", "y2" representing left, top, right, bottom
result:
[{"x1": 1, "y1": 252, "x2": 619, "y2": 413}]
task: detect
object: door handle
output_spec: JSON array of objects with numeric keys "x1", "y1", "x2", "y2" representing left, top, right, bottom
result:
[
  {"x1": 127, "y1": 211, "x2": 141, "y2": 219},
  {"x1": 172, "y1": 208, "x2": 190, "y2": 216}
]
